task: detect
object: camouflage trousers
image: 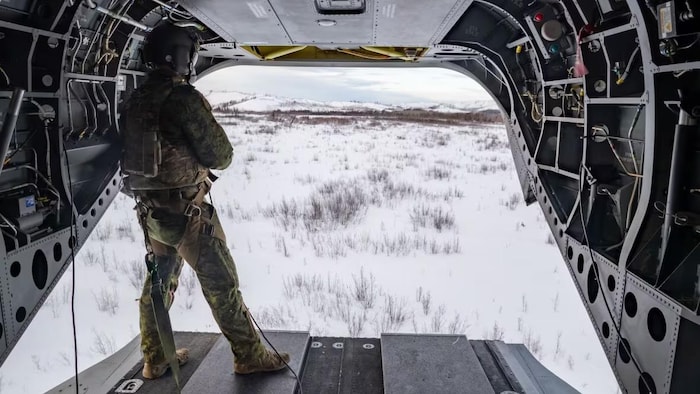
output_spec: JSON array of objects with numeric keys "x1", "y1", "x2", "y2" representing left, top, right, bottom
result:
[{"x1": 135, "y1": 194, "x2": 266, "y2": 365}]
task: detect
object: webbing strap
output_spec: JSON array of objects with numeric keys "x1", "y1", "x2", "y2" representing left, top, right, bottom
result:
[
  {"x1": 147, "y1": 256, "x2": 181, "y2": 392},
  {"x1": 136, "y1": 202, "x2": 181, "y2": 393}
]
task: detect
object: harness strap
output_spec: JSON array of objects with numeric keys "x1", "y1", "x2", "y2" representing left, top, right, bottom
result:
[{"x1": 135, "y1": 201, "x2": 182, "y2": 393}]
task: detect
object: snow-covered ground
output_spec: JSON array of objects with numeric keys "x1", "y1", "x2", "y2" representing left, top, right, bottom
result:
[{"x1": 0, "y1": 96, "x2": 618, "y2": 393}]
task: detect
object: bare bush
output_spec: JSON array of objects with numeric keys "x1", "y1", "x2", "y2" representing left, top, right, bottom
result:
[
  {"x1": 431, "y1": 304, "x2": 446, "y2": 332},
  {"x1": 83, "y1": 250, "x2": 99, "y2": 267},
  {"x1": 347, "y1": 311, "x2": 367, "y2": 337},
  {"x1": 309, "y1": 234, "x2": 348, "y2": 258},
  {"x1": 283, "y1": 273, "x2": 325, "y2": 300},
  {"x1": 488, "y1": 321, "x2": 505, "y2": 341},
  {"x1": 60, "y1": 284, "x2": 71, "y2": 305},
  {"x1": 43, "y1": 295, "x2": 61, "y2": 318},
  {"x1": 306, "y1": 180, "x2": 368, "y2": 230},
  {"x1": 554, "y1": 331, "x2": 563, "y2": 359},
  {"x1": 266, "y1": 180, "x2": 368, "y2": 234},
  {"x1": 90, "y1": 328, "x2": 116, "y2": 356},
  {"x1": 448, "y1": 313, "x2": 469, "y2": 334},
  {"x1": 333, "y1": 292, "x2": 352, "y2": 323},
  {"x1": 475, "y1": 161, "x2": 509, "y2": 174},
  {"x1": 546, "y1": 234, "x2": 556, "y2": 245},
  {"x1": 380, "y1": 295, "x2": 409, "y2": 332},
  {"x1": 274, "y1": 234, "x2": 290, "y2": 257},
  {"x1": 180, "y1": 266, "x2": 198, "y2": 297},
  {"x1": 502, "y1": 192, "x2": 521, "y2": 210},
  {"x1": 442, "y1": 237, "x2": 461, "y2": 254},
  {"x1": 31, "y1": 355, "x2": 47, "y2": 372},
  {"x1": 352, "y1": 268, "x2": 377, "y2": 309},
  {"x1": 424, "y1": 166, "x2": 452, "y2": 180},
  {"x1": 475, "y1": 133, "x2": 508, "y2": 151},
  {"x1": 409, "y1": 204, "x2": 456, "y2": 232},
  {"x1": 93, "y1": 288, "x2": 119, "y2": 315},
  {"x1": 263, "y1": 198, "x2": 301, "y2": 231},
  {"x1": 116, "y1": 219, "x2": 135, "y2": 241},
  {"x1": 382, "y1": 180, "x2": 416, "y2": 200},
  {"x1": 244, "y1": 124, "x2": 277, "y2": 135},
  {"x1": 367, "y1": 168, "x2": 390, "y2": 183},
  {"x1": 124, "y1": 259, "x2": 146, "y2": 291},
  {"x1": 95, "y1": 223, "x2": 113, "y2": 241},
  {"x1": 309, "y1": 232, "x2": 461, "y2": 258},
  {"x1": 416, "y1": 286, "x2": 432, "y2": 315},
  {"x1": 441, "y1": 187, "x2": 465, "y2": 201},
  {"x1": 523, "y1": 329, "x2": 543, "y2": 358},
  {"x1": 294, "y1": 174, "x2": 317, "y2": 185},
  {"x1": 256, "y1": 305, "x2": 291, "y2": 328}
]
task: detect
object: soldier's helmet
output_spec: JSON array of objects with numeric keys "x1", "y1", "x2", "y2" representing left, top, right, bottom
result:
[{"x1": 142, "y1": 23, "x2": 200, "y2": 75}]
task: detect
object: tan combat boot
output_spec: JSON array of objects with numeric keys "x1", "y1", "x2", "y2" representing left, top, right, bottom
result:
[
  {"x1": 234, "y1": 349, "x2": 291, "y2": 374},
  {"x1": 142, "y1": 348, "x2": 190, "y2": 379}
]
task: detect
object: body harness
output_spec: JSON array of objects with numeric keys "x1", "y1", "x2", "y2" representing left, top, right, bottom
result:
[{"x1": 134, "y1": 179, "x2": 213, "y2": 392}]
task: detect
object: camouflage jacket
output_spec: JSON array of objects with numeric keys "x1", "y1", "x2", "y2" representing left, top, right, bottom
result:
[{"x1": 121, "y1": 68, "x2": 233, "y2": 191}]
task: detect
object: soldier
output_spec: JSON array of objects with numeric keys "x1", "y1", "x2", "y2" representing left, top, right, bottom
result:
[{"x1": 120, "y1": 22, "x2": 290, "y2": 379}]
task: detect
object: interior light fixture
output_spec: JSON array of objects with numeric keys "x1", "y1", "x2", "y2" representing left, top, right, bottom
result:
[{"x1": 317, "y1": 19, "x2": 337, "y2": 27}]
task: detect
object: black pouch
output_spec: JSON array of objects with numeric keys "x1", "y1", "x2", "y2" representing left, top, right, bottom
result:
[{"x1": 146, "y1": 207, "x2": 188, "y2": 246}]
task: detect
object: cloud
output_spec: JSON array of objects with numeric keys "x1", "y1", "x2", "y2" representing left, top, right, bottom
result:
[{"x1": 194, "y1": 65, "x2": 491, "y2": 105}]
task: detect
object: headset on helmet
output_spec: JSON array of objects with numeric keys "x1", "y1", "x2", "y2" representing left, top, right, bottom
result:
[{"x1": 142, "y1": 23, "x2": 200, "y2": 76}]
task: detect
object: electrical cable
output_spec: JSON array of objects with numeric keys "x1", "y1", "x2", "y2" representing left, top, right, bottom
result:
[
  {"x1": 616, "y1": 46, "x2": 640, "y2": 85},
  {"x1": 523, "y1": 91, "x2": 543, "y2": 123},
  {"x1": 590, "y1": 126, "x2": 643, "y2": 178},
  {"x1": 0, "y1": 212, "x2": 18, "y2": 236},
  {"x1": 3, "y1": 129, "x2": 39, "y2": 167},
  {"x1": 577, "y1": 164, "x2": 654, "y2": 394},
  {"x1": 247, "y1": 309, "x2": 304, "y2": 394},
  {"x1": 63, "y1": 144, "x2": 80, "y2": 394},
  {"x1": 676, "y1": 34, "x2": 699, "y2": 50},
  {"x1": 605, "y1": 137, "x2": 643, "y2": 178},
  {"x1": 625, "y1": 104, "x2": 644, "y2": 230},
  {"x1": 0, "y1": 65, "x2": 10, "y2": 86}
]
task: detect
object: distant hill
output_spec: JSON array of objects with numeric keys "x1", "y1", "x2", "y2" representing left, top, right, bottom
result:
[{"x1": 206, "y1": 91, "x2": 502, "y2": 124}]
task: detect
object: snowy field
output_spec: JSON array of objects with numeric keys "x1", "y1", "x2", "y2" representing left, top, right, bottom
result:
[{"x1": 0, "y1": 97, "x2": 618, "y2": 393}]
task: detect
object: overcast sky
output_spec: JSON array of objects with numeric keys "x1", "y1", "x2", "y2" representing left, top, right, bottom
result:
[{"x1": 193, "y1": 65, "x2": 492, "y2": 105}]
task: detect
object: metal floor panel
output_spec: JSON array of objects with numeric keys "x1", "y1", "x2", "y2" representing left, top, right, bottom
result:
[
  {"x1": 381, "y1": 333, "x2": 495, "y2": 394},
  {"x1": 300, "y1": 337, "x2": 383, "y2": 394},
  {"x1": 181, "y1": 330, "x2": 309, "y2": 394},
  {"x1": 46, "y1": 332, "x2": 581, "y2": 394}
]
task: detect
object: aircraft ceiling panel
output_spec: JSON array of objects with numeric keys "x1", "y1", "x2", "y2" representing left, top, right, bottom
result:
[
  {"x1": 372, "y1": 0, "x2": 469, "y2": 46},
  {"x1": 178, "y1": 0, "x2": 292, "y2": 44},
  {"x1": 268, "y1": 0, "x2": 375, "y2": 45}
]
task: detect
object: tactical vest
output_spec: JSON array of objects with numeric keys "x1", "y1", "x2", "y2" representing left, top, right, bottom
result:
[{"x1": 122, "y1": 76, "x2": 208, "y2": 191}]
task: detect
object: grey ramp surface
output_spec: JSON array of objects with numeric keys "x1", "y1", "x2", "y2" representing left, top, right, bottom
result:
[
  {"x1": 46, "y1": 332, "x2": 221, "y2": 394},
  {"x1": 46, "y1": 335, "x2": 142, "y2": 394},
  {"x1": 182, "y1": 330, "x2": 309, "y2": 394},
  {"x1": 381, "y1": 333, "x2": 495, "y2": 394}
]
